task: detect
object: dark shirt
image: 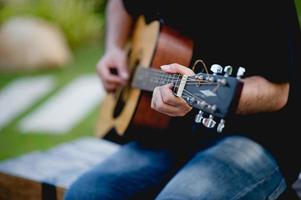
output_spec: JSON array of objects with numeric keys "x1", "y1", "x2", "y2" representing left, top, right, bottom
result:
[{"x1": 122, "y1": 0, "x2": 301, "y2": 185}]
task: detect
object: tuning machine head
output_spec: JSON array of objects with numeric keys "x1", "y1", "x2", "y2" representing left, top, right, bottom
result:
[
  {"x1": 217, "y1": 119, "x2": 225, "y2": 133},
  {"x1": 236, "y1": 67, "x2": 246, "y2": 79},
  {"x1": 195, "y1": 111, "x2": 226, "y2": 133},
  {"x1": 210, "y1": 64, "x2": 223, "y2": 75},
  {"x1": 224, "y1": 65, "x2": 233, "y2": 77},
  {"x1": 202, "y1": 114, "x2": 216, "y2": 128},
  {"x1": 195, "y1": 110, "x2": 204, "y2": 123},
  {"x1": 195, "y1": 111, "x2": 216, "y2": 128}
]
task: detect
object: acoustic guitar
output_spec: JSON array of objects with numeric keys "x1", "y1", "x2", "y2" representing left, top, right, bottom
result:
[{"x1": 96, "y1": 16, "x2": 243, "y2": 137}]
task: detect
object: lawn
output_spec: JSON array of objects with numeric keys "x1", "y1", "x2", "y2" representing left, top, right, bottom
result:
[
  {"x1": 296, "y1": 0, "x2": 301, "y2": 25},
  {"x1": 0, "y1": 44, "x2": 104, "y2": 161}
]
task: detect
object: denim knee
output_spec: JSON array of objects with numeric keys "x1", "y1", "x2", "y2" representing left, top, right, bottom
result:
[
  {"x1": 64, "y1": 172, "x2": 122, "y2": 200},
  {"x1": 155, "y1": 136, "x2": 286, "y2": 200}
]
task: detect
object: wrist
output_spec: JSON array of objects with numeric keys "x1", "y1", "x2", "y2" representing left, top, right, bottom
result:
[
  {"x1": 105, "y1": 39, "x2": 125, "y2": 52},
  {"x1": 105, "y1": 47, "x2": 126, "y2": 58}
]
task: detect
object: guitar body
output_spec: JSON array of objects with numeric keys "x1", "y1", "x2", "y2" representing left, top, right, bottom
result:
[{"x1": 97, "y1": 16, "x2": 193, "y2": 137}]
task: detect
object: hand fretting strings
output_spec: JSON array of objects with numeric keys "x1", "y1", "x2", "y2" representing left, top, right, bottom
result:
[
  {"x1": 138, "y1": 68, "x2": 216, "y2": 85},
  {"x1": 135, "y1": 68, "x2": 212, "y2": 103},
  {"x1": 133, "y1": 60, "x2": 223, "y2": 102}
]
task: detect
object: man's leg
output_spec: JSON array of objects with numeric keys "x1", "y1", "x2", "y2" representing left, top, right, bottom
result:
[
  {"x1": 64, "y1": 141, "x2": 181, "y2": 200},
  {"x1": 156, "y1": 136, "x2": 286, "y2": 200}
]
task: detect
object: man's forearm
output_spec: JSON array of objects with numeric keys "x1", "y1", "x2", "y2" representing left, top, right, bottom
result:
[
  {"x1": 236, "y1": 76, "x2": 290, "y2": 115},
  {"x1": 105, "y1": 0, "x2": 133, "y2": 51}
]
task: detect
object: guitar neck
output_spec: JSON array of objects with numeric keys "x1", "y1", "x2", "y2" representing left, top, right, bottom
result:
[{"x1": 131, "y1": 67, "x2": 180, "y2": 92}]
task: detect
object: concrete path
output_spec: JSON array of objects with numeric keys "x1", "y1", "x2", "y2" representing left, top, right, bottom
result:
[
  {"x1": 19, "y1": 75, "x2": 105, "y2": 134},
  {"x1": 0, "y1": 76, "x2": 54, "y2": 130}
]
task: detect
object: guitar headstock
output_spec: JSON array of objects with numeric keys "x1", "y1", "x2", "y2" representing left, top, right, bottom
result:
[{"x1": 173, "y1": 64, "x2": 245, "y2": 133}]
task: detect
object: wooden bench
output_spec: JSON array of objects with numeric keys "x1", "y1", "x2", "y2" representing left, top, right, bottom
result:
[{"x1": 0, "y1": 137, "x2": 120, "y2": 200}]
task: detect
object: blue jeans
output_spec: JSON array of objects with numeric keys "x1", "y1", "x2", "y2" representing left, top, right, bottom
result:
[{"x1": 65, "y1": 136, "x2": 286, "y2": 200}]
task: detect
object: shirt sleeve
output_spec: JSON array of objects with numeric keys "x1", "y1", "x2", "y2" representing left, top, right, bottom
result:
[
  {"x1": 242, "y1": 0, "x2": 299, "y2": 84},
  {"x1": 263, "y1": 0, "x2": 299, "y2": 83},
  {"x1": 122, "y1": 0, "x2": 158, "y2": 21}
]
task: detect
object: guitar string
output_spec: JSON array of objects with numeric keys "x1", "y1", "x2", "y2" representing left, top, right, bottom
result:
[
  {"x1": 138, "y1": 68, "x2": 219, "y2": 84},
  {"x1": 173, "y1": 74, "x2": 179, "y2": 94},
  {"x1": 136, "y1": 69, "x2": 220, "y2": 109},
  {"x1": 140, "y1": 72, "x2": 214, "y2": 84},
  {"x1": 171, "y1": 82, "x2": 207, "y2": 103},
  {"x1": 181, "y1": 90, "x2": 208, "y2": 109},
  {"x1": 134, "y1": 68, "x2": 207, "y2": 109},
  {"x1": 138, "y1": 71, "x2": 219, "y2": 84},
  {"x1": 164, "y1": 78, "x2": 211, "y2": 107},
  {"x1": 136, "y1": 69, "x2": 221, "y2": 98},
  {"x1": 147, "y1": 75, "x2": 217, "y2": 85},
  {"x1": 182, "y1": 89, "x2": 205, "y2": 102}
]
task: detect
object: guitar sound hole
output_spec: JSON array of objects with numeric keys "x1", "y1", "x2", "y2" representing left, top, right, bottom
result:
[{"x1": 113, "y1": 89, "x2": 126, "y2": 118}]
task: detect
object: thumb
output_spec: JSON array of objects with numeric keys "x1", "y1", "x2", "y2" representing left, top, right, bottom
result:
[{"x1": 161, "y1": 63, "x2": 194, "y2": 76}]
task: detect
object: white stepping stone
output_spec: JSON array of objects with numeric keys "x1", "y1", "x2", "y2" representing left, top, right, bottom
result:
[
  {"x1": 0, "y1": 76, "x2": 54, "y2": 130},
  {"x1": 19, "y1": 75, "x2": 105, "y2": 134}
]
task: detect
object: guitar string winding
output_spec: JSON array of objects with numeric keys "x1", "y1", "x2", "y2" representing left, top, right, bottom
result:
[{"x1": 192, "y1": 59, "x2": 209, "y2": 74}]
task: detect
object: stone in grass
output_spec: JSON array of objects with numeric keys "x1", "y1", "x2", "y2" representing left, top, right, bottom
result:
[{"x1": 0, "y1": 17, "x2": 72, "y2": 72}]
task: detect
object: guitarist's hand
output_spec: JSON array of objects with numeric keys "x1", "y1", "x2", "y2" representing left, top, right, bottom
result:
[
  {"x1": 96, "y1": 48, "x2": 129, "y2": 92},
  {"x1": 151, "y1": 64, "x2": 194, "y2": 117}
]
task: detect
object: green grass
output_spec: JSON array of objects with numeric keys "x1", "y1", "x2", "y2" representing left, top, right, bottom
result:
[
  {"x1": 0, "y1": 44, "x2": 104, "y2": 161},
  {"x1": 296, "y1": 0, "x2": 301, "y2": 25}
]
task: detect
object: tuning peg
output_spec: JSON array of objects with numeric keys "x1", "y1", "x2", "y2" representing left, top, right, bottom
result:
[
  {"x1": 195, "y1": 110, "x2": 204, "y2": 123},
  {"x1": 195, "y1": 74, "x2": 204, "y2": 80},
  {"x1": 209, "y1": 105, "x2": 217, "y2": 113},
  {"x1": 202, "y1": 115, "x2": 216, "y2": 128},
  {"x1": 185, "y1": 97, "x2": 195, "y2": 105},
  {"x1": 236, "y1": 67, "x2": 246, "y2": 79},
  {"x1": 224, "y1": 65, "x2": 233, "y2": 77},
  {"x1": 210, "y1": 64, "x2": 223, "y2": 75},
  {"x1": 217, "y1": 119, "x2": 225, "y2": 133},
  {"x1": 217, "y1": 78, "x2": 227, "y2": 85}
]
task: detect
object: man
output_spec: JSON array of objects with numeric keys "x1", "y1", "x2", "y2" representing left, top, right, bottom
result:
[{"x1": 65, "y1": 0, "x2": 301, "y2": 199}]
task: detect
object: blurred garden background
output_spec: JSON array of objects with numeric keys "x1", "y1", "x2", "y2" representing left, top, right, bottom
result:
[
  {"x1": 0, "y1": 0, "x2": 300, "y2": 162},
  {"x1": 0, "y1": 0, "x2": 108, "y2": 161}
]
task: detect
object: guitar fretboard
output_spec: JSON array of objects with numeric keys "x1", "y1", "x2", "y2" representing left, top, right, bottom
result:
[{"x1": 131, "y1": 67, "x2": 181, "y2": 92}]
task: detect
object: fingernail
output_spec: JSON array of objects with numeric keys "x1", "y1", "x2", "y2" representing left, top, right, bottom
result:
[{"x1": 161, "y1": 65, "x2": 169, "y2": 70}]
